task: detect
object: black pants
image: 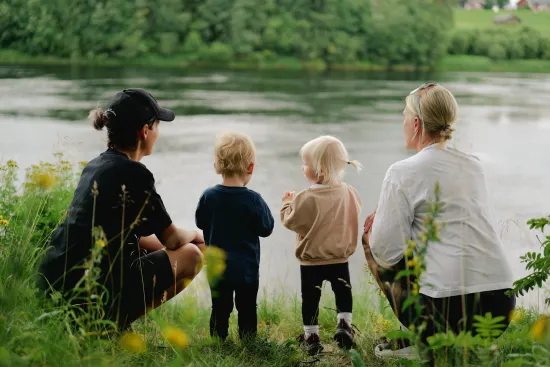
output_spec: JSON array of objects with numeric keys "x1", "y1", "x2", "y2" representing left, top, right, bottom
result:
[
  {"x1": 420, "y1": 290, "x2": 516, "y2": 344},
  {"x1": 377, "y1": 258, "x2": 516, "y2": 344},
  {"x1": 210, "y1": 281, "x2": 259, "y2": 340},
  {"x1": 301, "y1": 262, "x2": 353, "y2": 326}
]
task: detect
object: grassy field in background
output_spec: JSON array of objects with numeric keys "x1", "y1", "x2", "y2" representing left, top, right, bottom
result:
[
  {"x1": 454, "y1": 8, "x2": 550, "y2": 33},
  {"x1": 439, "y1": 54, "x2": 550, "y2": 73}
]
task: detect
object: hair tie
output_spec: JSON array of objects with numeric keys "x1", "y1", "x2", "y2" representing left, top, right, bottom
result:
[
  {"x1": 441, "y1": 124, "x2": 450, "y2": 131},
  {"x1": 347, "y1": 161, "x2": 351, "y2": 165},
  {"x1": 106, "y1": 108, "x2": 117, "y2": 117}
]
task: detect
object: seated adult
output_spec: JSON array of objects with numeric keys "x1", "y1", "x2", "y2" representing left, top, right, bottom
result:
[
  {"x1": 362, "y1": 83, "x2": 516, "y2": 359},
  {"x1": 38, "y1": 88, "x2": 204, "y2": 330}
]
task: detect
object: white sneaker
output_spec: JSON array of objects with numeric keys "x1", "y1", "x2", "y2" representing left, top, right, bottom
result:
[{"x1": 374, "y1": 342, "x2": 421, "y2": 360}]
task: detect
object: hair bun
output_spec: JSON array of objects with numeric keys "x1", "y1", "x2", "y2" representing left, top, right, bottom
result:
[{"x1": 88, "y1": 108, "x2": 109, "y2": 131}]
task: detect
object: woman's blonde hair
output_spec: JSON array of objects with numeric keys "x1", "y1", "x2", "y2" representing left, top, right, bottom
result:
[
  {"x1": 405, "y1": 84, "x2": 458, "y2": 142},
  {"x1": 214, "y1": 132, "x2": 256, "y2": 176},
  {"x1": 300, "y1": 135, "x2": 361, "y2": 184}
]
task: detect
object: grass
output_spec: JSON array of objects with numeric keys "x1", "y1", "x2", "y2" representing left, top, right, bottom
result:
[
  {"x1": 454, "y1": 8, "x2": 550, "y2": 34},
  {"x1": 2, "y1": 157, "x2": 550, "y2": 367},
  {"x1": 438, "y1": 54, "x2": 550, "y2": 73}
]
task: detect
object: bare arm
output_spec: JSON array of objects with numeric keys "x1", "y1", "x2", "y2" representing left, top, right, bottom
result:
[
  {"x1": 139, "y1": 235, "x2": 165, "y2": 252},
  {"x1": 159, "y1": 224, "x2": 206, "y2": 252}
]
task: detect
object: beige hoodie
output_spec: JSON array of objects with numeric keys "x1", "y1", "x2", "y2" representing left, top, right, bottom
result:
[{"x1": 280, "y1": 183, "x2": 362, "y2": 266}]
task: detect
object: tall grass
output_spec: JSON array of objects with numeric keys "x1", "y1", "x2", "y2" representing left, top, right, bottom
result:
[{"x1": 0, "y1": 156, "x2": 548, "y2": 366}]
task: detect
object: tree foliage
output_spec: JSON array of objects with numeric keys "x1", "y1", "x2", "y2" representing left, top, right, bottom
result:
[{"x1": 0, "y1": 0, "x2": 458, "y2": 68}]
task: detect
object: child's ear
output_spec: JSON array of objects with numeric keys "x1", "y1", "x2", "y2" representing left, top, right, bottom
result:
[
  {"x1": 214, "y1": 162, "x2": 222, "y2": 175},
  {"x1": 247, "y1": 162, "x2": 255, "y2": 174}
]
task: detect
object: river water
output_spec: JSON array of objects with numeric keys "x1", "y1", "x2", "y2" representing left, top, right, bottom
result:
[{"x1": 1, "y1": 66, "x2": 549, "y2": 309}]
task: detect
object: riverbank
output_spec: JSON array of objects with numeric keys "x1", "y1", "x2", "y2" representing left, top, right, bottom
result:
[
  {"x1": 2, "y1": 49, "x2": 550, "y2": 74},
  {"x1": 0, "y1": 158, "x2": 548, "y2": 367}
]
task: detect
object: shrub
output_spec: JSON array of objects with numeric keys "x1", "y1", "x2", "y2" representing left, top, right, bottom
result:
[
  {"x1": 182, "y1": 31, "x2": 206, "y2": 61},
  {"x1": 488, "y1": 43, "x2": 507, "y2": 61},
  {"x1": 448, "y1": 31, "x2": 470, "y2": 55},
  {"x1": 518, "y1": 27, "x2": 544, "y2": 59},
  {"x1": 201, "y1": 42, "x2": 234, "y2": 64},
  {"x1": 158, "y1": 32, "x2": 179, "y2": 55},
  {"x1": 507, "y1": 40, "x2": 526, "y2": 60}
]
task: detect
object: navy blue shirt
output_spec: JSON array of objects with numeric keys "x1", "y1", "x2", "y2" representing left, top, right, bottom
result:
[{"x1": 195, "y1": 185, "x2": 274, "y2": 284}]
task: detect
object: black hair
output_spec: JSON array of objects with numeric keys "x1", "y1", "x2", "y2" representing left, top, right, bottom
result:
[{"x1": 89, "y1": 107, "x2": 155, "y2": 150}]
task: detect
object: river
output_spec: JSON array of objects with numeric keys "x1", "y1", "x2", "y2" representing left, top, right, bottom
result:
[{"x1": 1, "y1": 65, "x2": 549, "y2": 309}]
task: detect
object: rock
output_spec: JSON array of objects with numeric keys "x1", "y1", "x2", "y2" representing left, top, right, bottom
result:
[{"x1": 494, "y1": 14, "x2": 522, "y2": 24}]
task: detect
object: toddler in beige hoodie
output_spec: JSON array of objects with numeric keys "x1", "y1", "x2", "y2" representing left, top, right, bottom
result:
[{"x1": 281, "y1": 135, "x2": 362, "y2": 355}]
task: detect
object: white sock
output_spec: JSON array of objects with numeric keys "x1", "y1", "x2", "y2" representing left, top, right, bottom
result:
[
  {"x1": 338, "y1": 312, "x2": 352, "y2": 326},
  {"x1": 304, "y1": 325, "x2": 319, "y2": 338}
]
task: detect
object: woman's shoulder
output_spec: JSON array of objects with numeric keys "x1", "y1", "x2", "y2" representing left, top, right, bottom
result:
[{"x1": 86, "y1": 150, "x2": 155, "y2": 185}]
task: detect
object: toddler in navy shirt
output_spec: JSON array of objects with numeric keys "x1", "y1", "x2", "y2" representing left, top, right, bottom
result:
[{"x1": 196, "y1": 132, "x2": 274, "y2": 341}]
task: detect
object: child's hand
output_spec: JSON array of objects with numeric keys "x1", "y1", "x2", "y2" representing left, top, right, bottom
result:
[{"x1": 282, "y1": 191, "x2": 295, "y2": 202}]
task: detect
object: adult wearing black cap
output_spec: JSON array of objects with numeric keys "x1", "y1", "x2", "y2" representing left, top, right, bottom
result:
[{"x1": 38, "y1": 88, "x2": 205, "y2": 330}]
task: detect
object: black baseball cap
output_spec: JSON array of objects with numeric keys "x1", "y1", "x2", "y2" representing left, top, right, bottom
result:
[{"x1": 106, "y1": 88, "x2": 175, "y2": 126}]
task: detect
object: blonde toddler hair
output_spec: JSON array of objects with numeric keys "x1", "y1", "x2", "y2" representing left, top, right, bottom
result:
[
  {"x1": 405, "y1": 84, "x2": 458, "y2": 142},
  {"x1": 300, "y1": 135, "x2": 361, "y2": 184},
  {"x1": 214, "y1": 132, "x2": 256, "y2": 176}
]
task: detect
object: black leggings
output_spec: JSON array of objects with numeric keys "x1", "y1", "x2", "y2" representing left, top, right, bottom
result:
[{"x1": 301, "y1": 262, "x2": 353, "y2": 326}]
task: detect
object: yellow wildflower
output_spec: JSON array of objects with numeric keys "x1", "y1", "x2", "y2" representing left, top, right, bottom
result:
[
  {"x1": 30, "y1": 171, "x2": 57, "y2": 190},
  {"x1": 509, "y1": 309, "x2": 524, "y2": 323},
  {"x1": 119, "y1": 332, "x2": 146, "y2": 353},
  {"x1": 95, "y1": 239, "x2": 106, "y2": 248},
  {"x1": 372, "y1": 314, "x2": 392, "y2": 335},
  {"x1": 162, "y1": 326, "x2": 189, "y2": 349},
  {"x1": 404, "y1": 247, "x2": 413, "y2": 258},
  {"x1": 407, "y1": 258, "x2": 417, "y2": 268},
  {"x1": 0, "y1": 219, "x2": 9, "y2": 226},
  {"x1": 7, "y1": 160, "x2": 17, "y2": 168},
  {"x1": 204, "y1": 246, "x2": 226, "y2": 284},
  {"x1": 529, "y1": 316, "x2": 548, "y2": 342}
]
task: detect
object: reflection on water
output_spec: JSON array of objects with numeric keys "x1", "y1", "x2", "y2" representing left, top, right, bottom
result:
[{"x1": 1, "y1": 66, "x2": 550, "y2": 310}]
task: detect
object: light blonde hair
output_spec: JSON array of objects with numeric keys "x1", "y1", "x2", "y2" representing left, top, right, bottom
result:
[
  {"x1": 405, "y1": 85, "x2": 458, "y2": 143},
  {"x1": 214, "y1": 132, "x2": 256, "y2": 176},
  {"x1": 300, "y1": 135, "x2": 361, "y2": 184}
]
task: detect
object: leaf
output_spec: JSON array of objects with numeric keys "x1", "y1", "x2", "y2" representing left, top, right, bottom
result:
[
  {"x1": 386, "y1": 330, "x2": 413, "y2": 340},
  {"x1": 401, "y1": 296, "x2": 418, "y2": 313},
  {"x1": 349, "y1": 350, "x2": 366, "y2": 367}
]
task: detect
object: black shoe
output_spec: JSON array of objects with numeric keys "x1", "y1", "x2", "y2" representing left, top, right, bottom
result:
[
  {"x1": 297, "y1": 333, "x2": 323, "y2": 356},
  {"x1": 334, "y1": 319, "x2": 354, "y2": 349}
]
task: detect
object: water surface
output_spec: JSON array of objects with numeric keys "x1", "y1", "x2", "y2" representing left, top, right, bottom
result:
[{"x1": 1, "y1": 66, "x2": 549, "y2": 309}]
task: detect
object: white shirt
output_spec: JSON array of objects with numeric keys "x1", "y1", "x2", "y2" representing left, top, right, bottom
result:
[{"x1": 369, "y1": 144, "x2": 514, "y2": 298}]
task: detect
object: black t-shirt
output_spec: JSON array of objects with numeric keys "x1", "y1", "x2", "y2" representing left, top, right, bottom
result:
[{"x1": 38, "y1": 149, "x2": 172, "y2": 295}]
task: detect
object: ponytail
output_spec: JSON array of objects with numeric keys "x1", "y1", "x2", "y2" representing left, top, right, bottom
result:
[{"x1": 347, "y1": 160, "x2": 363, "y2": 172}]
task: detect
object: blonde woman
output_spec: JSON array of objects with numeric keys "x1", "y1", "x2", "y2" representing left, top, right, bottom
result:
[
  {"x1": 363, "y1": 83, "x2": 516, "y2": 360},
  {"x1": 281, "y1": 136, "x2": 362, "y2": 355}
]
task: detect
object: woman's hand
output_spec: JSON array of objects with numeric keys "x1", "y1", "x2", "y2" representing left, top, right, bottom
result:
[
  {"x1": 282, "y1": 191, "x2": 295, "y2": 202},
  {"x1": 162, "y1": 225, "x2": 205, "y2": 251},
  {"x1": 363, "y1": 210, "x2": 376, "y2": 234},
  {"x1": 192, "y1": 230, "x2": 206, "y2": 248}
]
